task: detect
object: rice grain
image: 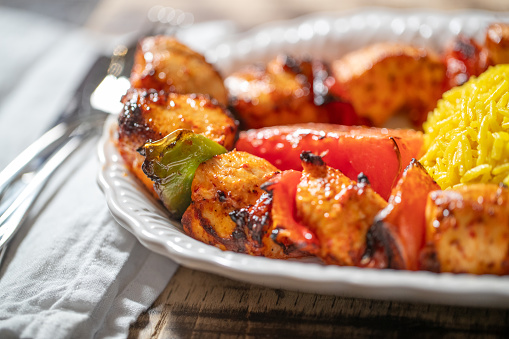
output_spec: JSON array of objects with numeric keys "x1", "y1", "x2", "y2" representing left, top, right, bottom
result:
[{"x1": 421, "y1": 65, "x2": 509, "y2": 189}]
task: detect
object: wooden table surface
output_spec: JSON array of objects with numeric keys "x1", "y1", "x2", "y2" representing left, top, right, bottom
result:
[
  {"x1": 129, "y1": 267, "x2": 509, "y2": 338},
  {"x1": 85, "y1": 0, "x2": 509, "y2": 338}
]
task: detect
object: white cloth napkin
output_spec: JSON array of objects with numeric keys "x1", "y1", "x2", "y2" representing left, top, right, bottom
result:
[{"x1": 0, "y1": 7, "x2": 178, "y2": 338}]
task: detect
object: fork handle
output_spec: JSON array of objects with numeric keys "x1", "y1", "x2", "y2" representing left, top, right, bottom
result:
[
  {"x1": 0, "y1": 131, "x2": 91, "y2": 250},
  {"x1": 0, "y1": 120, "x2": 76, "y2": 197}
]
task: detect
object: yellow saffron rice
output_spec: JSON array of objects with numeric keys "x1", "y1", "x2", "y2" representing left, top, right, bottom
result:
[{"x1": 420, "y1": 64, "x2": 509, "y2": 189}]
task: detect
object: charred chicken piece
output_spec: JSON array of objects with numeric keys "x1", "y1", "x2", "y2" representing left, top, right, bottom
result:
[
  {"x1": 295, "y1": 152, "x2": 387, "y2": 266},
  {"x1": 233, "y1": 170, "x2": 321, "y2": 258},
  {"x1": 181, "y1": 151, "x2": 280, "y2": 254},
  {"x1": 225, "y1": 55, "x2": 362, "y2": 129},
  {"x1": 421, "y1": 184, "x2": 509, "y2": 275},
  {"x1": 485, "y1": 23, "x2": 509, "y2": 65},
  {"x1": 366, "y1": 159, "x2": 440, "y2": 271},
  {"x1": 330, "y1": 42, "x2": 445, "y2": 127},
  {"x1": 443, "y1": 35, "x2": 490, "y2": 89},
  {"x1": 117, "y1": 88, "x2": 237, "y2": 196},
  {"x1": 130, "y1": 36, "x2": 228, "y2": 106}
]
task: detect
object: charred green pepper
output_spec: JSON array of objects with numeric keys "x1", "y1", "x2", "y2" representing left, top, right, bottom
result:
[{"x1": 139, "y1": 129, "x2": 227, "y2": 218}]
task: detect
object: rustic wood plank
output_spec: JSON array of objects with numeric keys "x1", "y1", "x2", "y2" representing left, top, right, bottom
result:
[{"x1": 130, "y1": 267, "x2": 509, "y2": 338}]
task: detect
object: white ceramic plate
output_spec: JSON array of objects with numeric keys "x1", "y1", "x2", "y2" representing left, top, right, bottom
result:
[{"x1": 97, "y1": 9, "x2": 509, "y2": 307}]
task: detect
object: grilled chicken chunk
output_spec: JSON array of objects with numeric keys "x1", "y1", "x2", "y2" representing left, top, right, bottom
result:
[
  {"x1": 130, "y1": 36, "x2": 228, "y2": 106},
  {"x1": 421, "y1": 184, "x2": 509, "y2": 275},
  {"x1": 295, "y1": 152, "x2": 387, "y2": 266},
  {"x1": 330, "y1": 42, "x2": 445, "y2": 127},
  {"x1": 225, "y1": 55, "x2": 360, "y2": 129},
  {"x1": 117, "y1": 88, "x2": 237, "y2": 196},
  {"x1": 181, "y1": 151, "x2": 279, "y2": 253}
]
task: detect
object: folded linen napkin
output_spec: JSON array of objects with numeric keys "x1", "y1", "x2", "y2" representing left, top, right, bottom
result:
[{"x1": 0, "y1": 7, "x2": 178, "y2": 338}]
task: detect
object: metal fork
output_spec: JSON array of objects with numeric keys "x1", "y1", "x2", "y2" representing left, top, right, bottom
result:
[
  {"x1": 0, "y1": 53, "x2": 128, "y2": 258},
  {"x1": 0, "y1": 6, "x2": 194, "y2": 264}
]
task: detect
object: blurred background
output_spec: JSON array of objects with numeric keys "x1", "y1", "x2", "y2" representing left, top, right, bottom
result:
[{"x1": 3, "y1": 0, "x2": 509, "y2": 33}]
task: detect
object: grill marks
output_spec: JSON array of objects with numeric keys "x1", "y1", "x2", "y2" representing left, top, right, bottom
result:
[
  {"x1": 118, "y1": 91, "x2": 157, "y2": 144},
  {"x1": 230, "y1": 192, "x2": 273, "y2": 249},
  {"x1": 224, "y1": 54, "x2": 353, "y2": 130},
  {"x1": 181, "y1": 151, "x2": 283, "y2": 256}
]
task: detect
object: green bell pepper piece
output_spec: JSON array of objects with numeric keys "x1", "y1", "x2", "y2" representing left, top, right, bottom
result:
[{"x1": 139, "y1": 129, "x2": 227, "y2": 219}]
